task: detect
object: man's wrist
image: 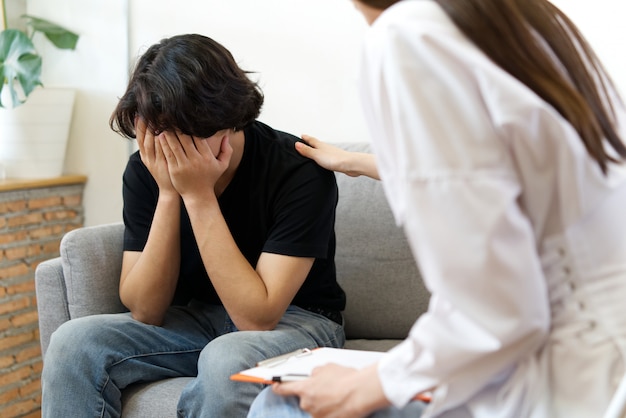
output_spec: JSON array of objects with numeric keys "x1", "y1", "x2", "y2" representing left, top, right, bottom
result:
[
  {"x1": 158, "y1": 190, "x2": 181, "y2": 204},
  {"x1": 182, "y1": 191, "x2": 220, "y2": 212}
]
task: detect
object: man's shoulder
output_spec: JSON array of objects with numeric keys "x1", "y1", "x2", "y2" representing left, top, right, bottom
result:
[
  {"x1": 247, "y1": 120, "x2": 298, "y2": 147},
  {"x1": 246, "y1": 121, "x2": 304, "y2": 165},
  {"x1": 244, "y1": 121, "x2": 336, "y2": 190}
]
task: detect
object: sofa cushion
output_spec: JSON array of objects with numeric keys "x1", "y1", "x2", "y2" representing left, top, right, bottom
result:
[
  {"x1": 334, "y1": 142, "x2": 429, "y2": 340},
  {"x1": 122, "y1": 377, "x2": 191, "y2": 417}
]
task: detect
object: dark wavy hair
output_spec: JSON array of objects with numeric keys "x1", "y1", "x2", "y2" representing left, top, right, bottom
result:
[
  {"x1": 358, "y1": 0, "x2": 626, "y2": 174},
  {"x1": 110, "y1": 34, "x2": 264, "y2": 139}
]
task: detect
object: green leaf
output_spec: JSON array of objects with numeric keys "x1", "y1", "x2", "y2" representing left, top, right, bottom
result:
[
  {"x1": 0, "y1": 29, "x2": 43, "y2": 108},
  {"x1": 23, "y1": 15, "x2": 79, "y2": 50}
]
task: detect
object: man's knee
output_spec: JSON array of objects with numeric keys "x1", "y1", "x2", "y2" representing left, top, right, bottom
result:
[
  {"x1": 197, "y1": 331, "x2": 264, "y2": 377},
  {"x1": 45, "y1": 314, "x2": 133, "y2": 367}
]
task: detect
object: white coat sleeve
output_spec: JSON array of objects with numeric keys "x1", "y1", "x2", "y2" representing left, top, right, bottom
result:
[{"x1": 358, "y1": 4, "x2": 551, "y2": 414}]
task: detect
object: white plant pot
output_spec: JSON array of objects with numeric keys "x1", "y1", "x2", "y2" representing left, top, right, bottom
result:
[{"x1": 0, "y1": 88, "x2": 76, "y2": 179}]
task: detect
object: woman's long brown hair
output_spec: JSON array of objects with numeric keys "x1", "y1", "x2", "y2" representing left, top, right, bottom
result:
[{"x1": 362, "y1": 0, "x2": 626, "y2": 174}]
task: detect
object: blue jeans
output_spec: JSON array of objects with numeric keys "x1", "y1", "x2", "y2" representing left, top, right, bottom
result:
[
  {"x1": 248, "y1": 388, "x2": 428, "y2": 418},
  {"x1": 41, "y1": 302, "x2": 344, "y2": 418}
]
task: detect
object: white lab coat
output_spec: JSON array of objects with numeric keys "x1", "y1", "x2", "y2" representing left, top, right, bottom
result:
[{"x1": 358, "y1": 1, "x2": 626, "y2": 417}]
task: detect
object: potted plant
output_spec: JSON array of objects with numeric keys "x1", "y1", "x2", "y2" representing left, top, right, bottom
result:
[
  {"x1": 0, "y1": 0, "x2": 80, "y2": 179},
  {"x1": 0, "y1": 1, "x2": 79, "y2": 108}
]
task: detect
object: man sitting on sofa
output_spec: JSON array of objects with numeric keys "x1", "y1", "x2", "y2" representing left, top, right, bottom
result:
[{"x1": 40, "y1": 33, "x2": 345, "y2": 418}]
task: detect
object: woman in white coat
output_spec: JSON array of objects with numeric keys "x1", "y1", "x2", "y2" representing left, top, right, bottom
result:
[{"x1": 247, "y1": 0, "x2": 626, "y2": 417}]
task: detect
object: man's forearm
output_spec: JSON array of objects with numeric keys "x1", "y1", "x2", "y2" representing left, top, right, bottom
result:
[
  {"x1": 185, "y1": 195, "x2": 271, "y2": 327},
  {"x1": 119, "y1": 193, "x2": 182, "y2": 325},
  {"x1": 184, "y1": 192, "x2": 305, "y2": 331}
]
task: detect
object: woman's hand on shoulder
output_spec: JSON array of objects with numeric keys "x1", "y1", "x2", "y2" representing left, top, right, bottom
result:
[{"x1": 296, "y1": 135, "x2": 380, "y2": 180}]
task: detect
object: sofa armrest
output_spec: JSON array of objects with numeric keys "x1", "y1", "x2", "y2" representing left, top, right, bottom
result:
[
  {"x1": 35, "y1": 257, "x2": 70, "y2": 356},
  {"x1": 35, "y1": 222, "x2": 128, "y2": 357}
]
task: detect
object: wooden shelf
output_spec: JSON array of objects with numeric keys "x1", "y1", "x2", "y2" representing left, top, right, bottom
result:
[{"x1": 0, "y1": 175, "x2": 87, "y2": 192}]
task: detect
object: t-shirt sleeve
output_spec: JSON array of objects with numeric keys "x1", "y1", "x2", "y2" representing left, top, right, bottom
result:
[
  {"x1": 122, "y1": 152, "x2": 159, "y2": 252},
  {"x1": 262, "y1": 162, "x2": 337, "y2": 259}
]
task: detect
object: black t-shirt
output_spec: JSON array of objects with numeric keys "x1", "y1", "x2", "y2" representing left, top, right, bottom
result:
[{"x1": 122, "y1": 121, "x2": 346, "y2": 312}]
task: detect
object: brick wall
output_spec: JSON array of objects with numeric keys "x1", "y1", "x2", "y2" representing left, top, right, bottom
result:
[{"x1": 0, "y1": 177, "x2": 86, "y2": 418}]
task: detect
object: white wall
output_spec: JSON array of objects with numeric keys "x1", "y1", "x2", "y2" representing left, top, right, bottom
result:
[
  {"x1": 24, "y1": 0, "x2": 626, "y2": 226},
  {"x1": 27, "y1": 0, "x2": 130, "y2": 226},
  {"x1": 551, "y1": 0, "x2": 626, "y2": 96},
  {"x1": 3, "y1": 0, "x2": 27, "y2": 30},
  {"x1": 127, "y1": 0, "x2": 369, "y2": 147}
]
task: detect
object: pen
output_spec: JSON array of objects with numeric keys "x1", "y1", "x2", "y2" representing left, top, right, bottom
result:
[{"x1": 272, "y1": 374, "x2": 309, "y2": 383}]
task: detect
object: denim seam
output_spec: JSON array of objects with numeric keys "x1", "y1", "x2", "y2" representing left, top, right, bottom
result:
[
  {"x1": 107, "y1": 348, "x2": 204, "y2": 368},
  {"x1": 98, "y1": 347, "x2": 204, "y2": 417}
]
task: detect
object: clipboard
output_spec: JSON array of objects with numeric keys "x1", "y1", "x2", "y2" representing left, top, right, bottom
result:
[
  {"x1": 231, "y1": 347, "x2": 432, "y2": 403},
  {"x1": 230, "y1": 347, "x2": 384, "y2": 385}
]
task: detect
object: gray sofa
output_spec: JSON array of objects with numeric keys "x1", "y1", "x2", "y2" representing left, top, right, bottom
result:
[{"x1": 35, "y1": 142, "x2": 430, "y2": 417}]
